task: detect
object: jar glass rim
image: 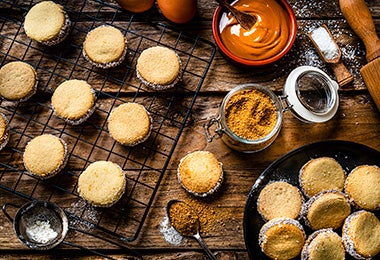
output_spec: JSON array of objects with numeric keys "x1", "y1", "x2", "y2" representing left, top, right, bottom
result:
[{"x1": 219, "y1": 83, "x2": 283, "y2": 145}]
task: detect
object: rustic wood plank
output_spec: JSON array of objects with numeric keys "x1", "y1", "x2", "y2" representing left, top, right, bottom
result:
[
  {"x1": 0, "y1": 0, "x2": 379, "y2": 258},
  {"x1": 1, "y1": 19, "x2": 377, "y2": 93},
  {"x1": 0, "y1": 94, "x2": 379, "y2": 171}
]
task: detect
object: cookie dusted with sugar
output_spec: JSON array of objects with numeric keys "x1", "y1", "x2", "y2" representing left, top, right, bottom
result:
[
  {"x1": 83, "y1": 25, "x2": 127, "y2": 69},
  {"x1": 301, "y1": 229, "x2": 345, "y2": 260},
  {"x1": 345, "y1": 165, "x2": 380, "y2": 211},
  {"x1": 343, "y1": 210, "x2": 380, "y2": 259},
  {"x1": 259, "y1": 218, "x2": 306, "y2": 260},
  {"x1": 51, "y1": 79, "x2": 96, "y2": 125},
  {"x1": 136, "y1": 46, "x2": 182, "y2": 90},
  {"x1": 108, "y1": 102, "x2": 152, "y2": 146},
  {"x1": 24, "y1": 1, "x2": 71, "y2": 46},
  {"x1": 257, "y1": 181, "x2": 303, "y2": 221},
  {"x1": 301, "y1": 190, "x2": 351, "y2": 230},
  {"x1": 177, "y1": 151, "x2": 223, "y2": 197},
  {"x1": 77, "y1": 161, "x2": 126, "y2": 207},
  {"x1": 0, "y1": 61, "x2": 37, "y2": 102},
  {"x1": 0, "y1": 113, "x2": 9, "y2": 151},
  {"x1": 299, "y1": 157, "x2": 345, "y2": 198},
  {"x1": 23, "y1": 134, "x2": 68, "y2": 179}
]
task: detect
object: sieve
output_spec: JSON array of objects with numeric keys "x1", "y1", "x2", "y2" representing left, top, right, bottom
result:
[{"x1": 2, "y1": 200, "x2": 68, "y2": 250}]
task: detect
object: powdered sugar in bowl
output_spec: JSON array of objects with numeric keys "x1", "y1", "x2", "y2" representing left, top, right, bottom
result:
[{"x1": 2, "y1": 200, "x2": 68, "y2": 250}]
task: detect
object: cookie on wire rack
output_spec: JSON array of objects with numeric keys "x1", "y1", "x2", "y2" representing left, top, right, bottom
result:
[
  {"x1": 0, "y1": 113, "x2": 9, "y2": 151},
  {"x1": 136, "y1": 46, "x2": 182, "y2": 90},
  {"x1": 83, "y1": 25, "x2": 127, "y2": 69},
  {"x1": 0, "y1": 61, "x2": 37, "y2": 102},
  {"x1": 51, "y1": 79, "x2": 96, "y2": 125},
  {"x1": 23, "y1": 134, "x2": 68, "y2": 179},
  {"x1": 24, "y1": 1, "x2": 71, "y2": 46},
  {"x1": 107, "y1": 102, "x2": 152, "y2": 147},
  {"x1": 77, "y1": 161, "x2": 126, "y2": 207}
]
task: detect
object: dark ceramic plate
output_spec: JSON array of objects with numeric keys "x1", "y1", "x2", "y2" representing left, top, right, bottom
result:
[{"x1": 243, "y1": 140, "x2": 380, "y2": 260}]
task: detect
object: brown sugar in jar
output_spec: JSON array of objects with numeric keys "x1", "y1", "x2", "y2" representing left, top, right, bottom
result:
[
  {"x1": 205, "y1": 84, "x2": 283, "y2": 153},
  {"x1": 225, "y1": 89, "x2": 277, "y2": 141}
]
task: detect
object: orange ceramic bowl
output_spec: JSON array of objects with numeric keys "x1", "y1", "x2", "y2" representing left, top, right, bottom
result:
[{"x1": 212, "y1": 0, "x2": 297, "y2": 67}]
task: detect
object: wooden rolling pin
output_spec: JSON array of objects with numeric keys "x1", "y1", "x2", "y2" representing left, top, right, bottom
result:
[{"x1": 339, "y1": 0, "x2": 380, "y2": 111}]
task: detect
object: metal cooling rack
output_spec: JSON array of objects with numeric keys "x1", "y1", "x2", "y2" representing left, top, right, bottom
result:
[{"x1": 0, "y1": 0, "x2": 215, "y2": 253}]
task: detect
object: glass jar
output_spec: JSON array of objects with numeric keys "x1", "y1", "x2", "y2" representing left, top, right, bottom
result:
[{"x1": 205, "y1": 66, "x2": 339, "y2": 153}]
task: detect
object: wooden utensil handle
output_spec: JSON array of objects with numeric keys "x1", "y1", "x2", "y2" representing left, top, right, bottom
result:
[
  {"x1": 339, "y1": 0, "x2": 380, "y2": 62},
  {"x1": 331, "y1": 61, "x2": 354, "y2": 88}
]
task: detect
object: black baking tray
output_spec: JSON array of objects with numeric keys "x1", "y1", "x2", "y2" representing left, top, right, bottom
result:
[
  {"x1": 243, "y1": 140, "x2": 380, "y2": 260},
  {"x1": 0, "y1": 0, "x2": 215, "y2": 253}
]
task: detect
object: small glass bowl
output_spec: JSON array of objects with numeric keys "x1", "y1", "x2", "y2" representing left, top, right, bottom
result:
[{"x1": 205, "y1": 84, "x2": 283, "y2": 153}]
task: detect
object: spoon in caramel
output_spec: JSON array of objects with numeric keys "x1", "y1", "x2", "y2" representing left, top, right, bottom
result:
[
  {"x1": 215, "y1": 0, "x2": 257, "y2": 30},
  {"x1": 167, "y1": 200, "x2": 216, "y2": 260}
]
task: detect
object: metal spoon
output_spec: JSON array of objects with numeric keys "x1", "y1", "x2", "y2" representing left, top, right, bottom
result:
[
  {"x1": 167, "y1": 200, "x2": 216, "y2": 260},
  {"x1": 215, "y1": 0, "x2": 257, "y2": 30}
]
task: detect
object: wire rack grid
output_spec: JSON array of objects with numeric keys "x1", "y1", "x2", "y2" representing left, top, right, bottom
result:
[{"x1": 0, "y1": 0, "x2": 215, "y2": 247}]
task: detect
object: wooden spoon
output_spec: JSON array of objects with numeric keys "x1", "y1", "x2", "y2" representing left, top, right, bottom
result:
[{"x1": 215, "y1": 0, "x2": 257, "y2": 30}]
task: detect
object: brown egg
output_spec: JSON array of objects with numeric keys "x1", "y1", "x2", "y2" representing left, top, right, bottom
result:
[
  {"x1": 157, "y1": 0, "x2": 197, "y2": 24},
  {"x1": 115, "y1": 0, "x2": 154, "y2": 13}
]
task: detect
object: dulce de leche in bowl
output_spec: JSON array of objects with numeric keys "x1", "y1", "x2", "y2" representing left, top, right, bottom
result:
[{"x1": 212, "y1": 0, "x2": 297, "y2": 67}]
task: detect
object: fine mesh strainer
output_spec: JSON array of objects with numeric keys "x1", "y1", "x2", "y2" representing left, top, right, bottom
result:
[{"x1": 2, "y1": 200, "x2": 68, "y2": 250}]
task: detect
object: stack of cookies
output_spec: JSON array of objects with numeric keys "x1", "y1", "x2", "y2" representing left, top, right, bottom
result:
[{"x1": 256, "y1": 157, "x2": 380, "y2": 260}]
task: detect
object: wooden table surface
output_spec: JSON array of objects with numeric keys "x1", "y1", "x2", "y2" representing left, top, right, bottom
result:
[{"x1": 0, "y1": 0, "x2": 379, "y2": 259}]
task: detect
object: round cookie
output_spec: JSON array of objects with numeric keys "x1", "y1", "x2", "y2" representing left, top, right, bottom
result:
[
  {"x1": 299, "y1": 157, "x2": 345, "y2": 198},
  {"x1": 77, "y1": 161, "x2": 126, "y2": 207},
  {"x1": 0, "y1": 61, "x2": 37, "y2": 101},
  {"x1": 302, "y1": 190, "x2": 351, "y2": 230},
  {"x1": 108, "y1": 102, "x2": 152, "y2": 146},
  {"x1": 0, "y1": 113, "x2": 9, "y2": 151},
  {"x1": 343, "y1": 210, "x2": 380, "y2": 259},
  {"x1": 257, "y1": 181, "x2": 303, "y2": 221},
  {"x1": 136, "y1": 46, "x2": 181, "y2": 90},
  {"x1": 51, "y1": 79, "x2": 96, "y2": 125},
  {"x1": 301, "y1": 229, "x2": 345, "y2": 260},
  {"x1": 259, "y1": 218, "x2": 306, "y2": 260},
  {"x1": 345, "y1": 165, "x2": 380, "y2": 211},
  {"x1": 83, "y1": 25, "x2": 127, "y2": 69},
  {"x1": 23, "y1": 134, "x2": 68, "y2": 179},
  {"x1": 177, "y1": 151, "x2": 223, "y2": 197},
  {"x1": 24, "y1": 1, "x2": 71, "y2": 46}
]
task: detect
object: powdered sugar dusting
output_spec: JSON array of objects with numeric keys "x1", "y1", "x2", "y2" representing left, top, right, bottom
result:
[
  {"x1": 66, "y1": 199, "x2": 100, "y2": 230},
  {"x1": 273, "y1": 19, "x2": 366, "y2": 86},
  {"x1": 159, "y1": 216, "x2": 183, "y2": 245}
]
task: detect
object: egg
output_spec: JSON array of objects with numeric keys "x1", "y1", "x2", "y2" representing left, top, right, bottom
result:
[
  {"x1": 157, "y1": 0, "x2": 197, "y2": 24},
  {"x1": 115, "y1": 0, "x2": 154, "y2": 13}
]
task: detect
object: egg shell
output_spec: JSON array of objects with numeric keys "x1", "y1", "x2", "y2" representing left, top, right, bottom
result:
[{"x1": 157, "y1": 0, "x2": 197, "y2": 24}]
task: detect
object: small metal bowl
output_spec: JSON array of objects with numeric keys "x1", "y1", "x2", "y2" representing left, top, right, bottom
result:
[{"x1": 3, "y1": 200, "x2": 68, "y2": 250}]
